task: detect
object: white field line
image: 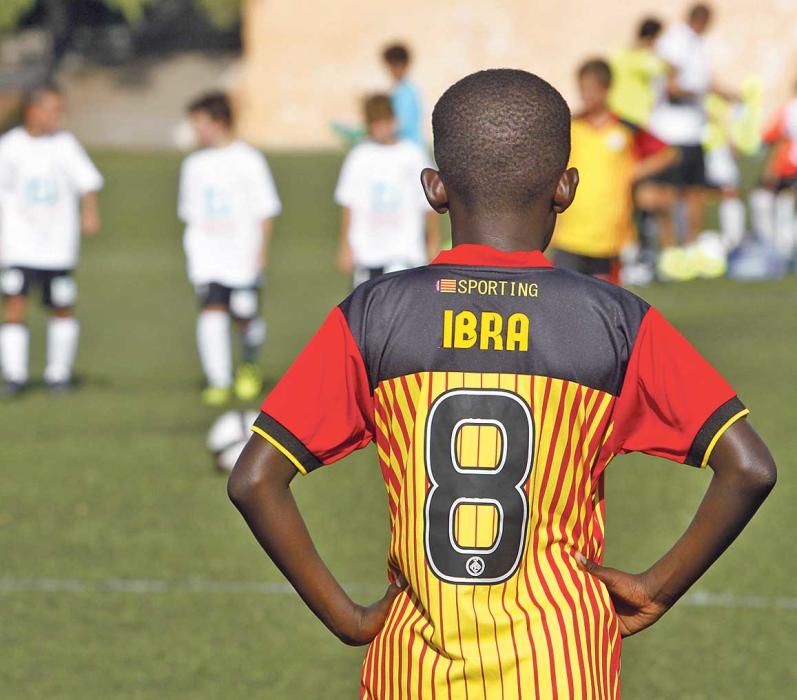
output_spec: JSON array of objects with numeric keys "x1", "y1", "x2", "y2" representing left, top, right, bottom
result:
[{"x1": 0, "y1": 578, "x2": 795, "y2": 609}]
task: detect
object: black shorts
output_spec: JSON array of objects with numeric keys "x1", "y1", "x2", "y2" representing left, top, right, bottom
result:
[
  {"x1": 353, "y1": 266, "x2": 385, "y2": 288},
  {"x1": 551, "y1": 250, "x2": 620, "y2": 284},
  {"x1": 774, "y1": 176, "x2": 797, "y2": 192},
  {"x1": 648, "y1": 144, "x2": 706, "y2": 188},
  {"x1": 0, "y1": 266, "x2": 77, "y2": 309},
  {"x1": 194, "y1": 281, "x2": 261, "y2": 320}
]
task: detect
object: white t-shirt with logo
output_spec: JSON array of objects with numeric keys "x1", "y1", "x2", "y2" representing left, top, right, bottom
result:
[
  {"x1": 178, "y1": 141, "x2": 281, "y2": 287},
  {"x1": 649, "y1": 22, "x2": 711, "y2": 146},
  {"x1": 335, "y1": 139, "x2": 432, "y2": 269},
  {"x1": 0, "y1": 127, "x2": 103, "y2": 270}
]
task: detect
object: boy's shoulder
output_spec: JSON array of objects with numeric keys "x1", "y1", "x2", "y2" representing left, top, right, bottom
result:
[
  {"x1": 0, "y1": 127, "x2": 80, "y2": 153},
  {"x1": 228, "y1": 139, "x2": 266, "y2": 160},
  {"x1": 348, "y1": 139, "x2": 427, "y2": 164},
  {"x1": 50, "y1": 130, "x2": 87, "y2": 154},
  {"x1": 343, "y1": 261, "x2": 650, "y2": 322},
  {"x1": 0, "y1": 125, "x2": 24, "y2": 143},
  {"x1": 0, "y1": 126, "x2": 44, "y2": 150},
  {"x1": 183, "y1": 140, "x2": 262, "y2": 167},
  {"x1": 338, "y1": 264, "x2": 653, "y2": 395},
  {"x1": 553, "y1": 265, "x2": 650, "y2": 315},
  {"x1": 0, "y1": 126, "x2": 22, "y2": 152},
  {"x1": 395, "y1": 138, "x2": 429, "y2": 158}
]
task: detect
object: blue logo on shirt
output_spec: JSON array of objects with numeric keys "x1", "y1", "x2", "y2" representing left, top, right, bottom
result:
[{"x1": 24, "y1": 177, "x2": 59, "y2": 206}]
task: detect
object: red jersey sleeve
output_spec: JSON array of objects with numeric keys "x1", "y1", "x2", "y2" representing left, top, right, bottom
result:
[
  {"x1": 251, "y1": 306, "x2": 374, "y2": 474},
  {"x1": 607, "y1": 308, "x2": 749, "y2": 468},
  {"x1": 617, "y1": 116, "x2": 669, "y2": 160},
  {"x1": 762, "y1": 105, "x2": 786, "y2": 144},
  {"x1": 631, "y1": 126, "x2": 668, "y2": 160}
]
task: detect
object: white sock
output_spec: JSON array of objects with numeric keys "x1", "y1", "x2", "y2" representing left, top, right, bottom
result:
[
  {"x1": 44, "y1": 317, "x2": 80, "y2": 384},
  {"x1": 774, "y1": 191, "x2": 796, "y2": 257},
  {"x1": 241, "y1": 318, "x2": 267, "y2": 363},
  {"x1": 718, "y1": 197, "x2": 746, "y2": 251},
  {"x1": 0, "y1": 323, "x2": 29, "y2": 384},
  {"x1": 749, "y1": 188, "x2": 775, "y2": 243},
  {"x1": 197, "y1": 310, "x2": 232, "y2": 389}
]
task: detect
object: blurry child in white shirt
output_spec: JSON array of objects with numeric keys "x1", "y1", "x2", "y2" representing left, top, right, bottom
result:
[
  {"x1": 0, "y1": 83, "x2": 103, "y2": 394},
  {"x1": 178, "y1": 92, "x2": 281, "y2": 406},
  {"x1": 335, "y1": 94, "x2": 439, "y2": 287}
]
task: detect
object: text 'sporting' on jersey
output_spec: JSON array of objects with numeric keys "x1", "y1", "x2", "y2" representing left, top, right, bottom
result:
[{"x1": 251, "y1": 245, "x2": 748, "y2": 700}]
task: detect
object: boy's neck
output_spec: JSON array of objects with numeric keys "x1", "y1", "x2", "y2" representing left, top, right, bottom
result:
[
  {"x1": 448, "y1": 203, "x2": 552, "y2": 253},
  {"x1": 24, "y1": 125, "x2": 47, "y2": 138},
  {"x1": 208, "y1": 134, "x2": 234, "y2": 148},
  {"x1": 583, "y1": 107, "x2": 612, "y2": 126}
]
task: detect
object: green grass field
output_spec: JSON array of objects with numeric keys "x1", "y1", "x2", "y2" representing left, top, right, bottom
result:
[{"x1": 0, "y1": 151, "x2": 795, "y2": 699}]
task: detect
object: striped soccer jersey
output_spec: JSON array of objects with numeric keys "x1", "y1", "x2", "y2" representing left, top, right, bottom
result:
[{"x1": 252, "y1": 244, "x2": 748, "y2": 699}]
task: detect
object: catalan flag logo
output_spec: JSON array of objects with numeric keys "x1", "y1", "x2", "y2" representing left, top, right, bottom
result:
[{"x1": 436, "y1": 278, "x2": 458, "y2": 293}]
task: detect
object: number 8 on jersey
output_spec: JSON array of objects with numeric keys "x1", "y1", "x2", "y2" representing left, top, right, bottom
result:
[{"x1": 424, "y1": 389, "x2": 534, "y2": 584}]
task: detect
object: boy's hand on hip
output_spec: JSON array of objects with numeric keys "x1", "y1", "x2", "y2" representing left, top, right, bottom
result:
[
  {"x1": 340, "y1": 576, "x2": 406, "y2": 646},
  {"x1": 576, "y1": 553, "x2": 668, "y2": 638}
]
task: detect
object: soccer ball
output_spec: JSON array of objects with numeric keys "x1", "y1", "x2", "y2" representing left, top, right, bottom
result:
[{"x1": 207, "y1": 410, "x2": 259, "y2": 473}]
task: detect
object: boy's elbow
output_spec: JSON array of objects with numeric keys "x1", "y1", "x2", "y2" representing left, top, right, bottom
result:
[
  {"x1": 712, "y1": 422, "x2": 777, "y2": 498},
  {"x1": 737, "y1": 450, "x2": 777, "y2": 497},
  {"x1": 227, "y1": 455, "x2": 263, "y2": 509},
  {"x1": 227, "y1": 439, "x2": 294, "y2": 509}
]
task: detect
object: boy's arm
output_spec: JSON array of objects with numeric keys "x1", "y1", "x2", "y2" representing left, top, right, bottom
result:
[
  {"x1": 425, "y1": 210, "x2": 440, "y2": 262},
  {"x1": 228, "y1": 437, "x2": 405, "y2": 645},
  {"x1": 663, "y1": 64, "x2": 698, "y2": 101},
  {"x1": 337, "y1": 207, "x2": 354, "y2": 274},
  {"x1": 578, "y1": 418, "x2": 776, "y2": 637},
  {"x1": 258, "y1": 218, "x2": 274, "y2": 271},
  {"x1": 710, "y1": 81, "x2": 740, "y2": 104},
  {"x1": 632, "y1": 145, "x2": 678, "y2": 182},
  {"x1": 80, "y1": 190, "x2": 101, "y2": 236}
]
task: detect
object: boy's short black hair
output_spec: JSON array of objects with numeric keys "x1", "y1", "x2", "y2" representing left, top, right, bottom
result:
[
  {"x1": 187, "y1": 91, "x2": 233, "y2": 127},
  {"x1": 638, "y1": 17, "x2": 663, "y2": 40},
  {"x1": 577, "y1": 59, "x2": 612, "y2": 88},
  {"x1": 383, "y1": 43, "x2": 410, "y2": 66},
  {"x1": 689, "y1": 3, "x2": 712, "y2": 23},
  {"x1": 432, "y1": 69, "x2": 571, "y2": 213},
  {"x1": 22, "y1": 81, "x2": 61, "y2": 111}
]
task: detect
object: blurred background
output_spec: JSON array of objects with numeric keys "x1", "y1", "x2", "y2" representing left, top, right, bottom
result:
[
  {"x1": 4, "y1": 0, "x2": 797, "y2": 147},
  {"x1": 0, "y1": 1, "x2": 794, "y2": 699}
]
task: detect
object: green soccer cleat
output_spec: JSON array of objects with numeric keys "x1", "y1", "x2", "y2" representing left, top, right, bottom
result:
[
  {"x1": 234, "y1": 363, "x2": 263, "y2": 401},
  {"x1": 202, "y1": 386, "x2": 231, "y2": 407}
]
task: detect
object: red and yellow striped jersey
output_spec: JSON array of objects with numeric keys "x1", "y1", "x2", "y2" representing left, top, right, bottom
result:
[{"x1": 253, "y1": 244, "x2": 748, "y2": 699}]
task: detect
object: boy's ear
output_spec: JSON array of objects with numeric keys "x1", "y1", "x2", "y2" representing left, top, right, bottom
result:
[
  {"x1": 552, "y1": 167, "x2": 579, "y2": 214},
  {"x1": 421, "y1": 168, "x2": 449, "y2": 213}
]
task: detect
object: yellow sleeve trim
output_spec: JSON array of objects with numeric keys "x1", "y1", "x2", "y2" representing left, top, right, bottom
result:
[
  {"x1": 250, "y1": 425, "x2": 308, "y2": 475},
  {"x1": 700, "y1": 408, "x2": 750, "y2": 468}
]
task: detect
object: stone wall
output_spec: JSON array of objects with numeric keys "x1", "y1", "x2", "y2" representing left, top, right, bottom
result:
[{"x1": 235, "y1": 0, "x2": 797, "y2": 148}]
